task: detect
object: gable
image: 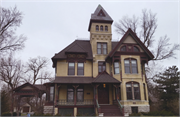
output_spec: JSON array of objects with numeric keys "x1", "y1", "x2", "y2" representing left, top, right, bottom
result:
[
  {"x1": 123, "y1": 35, "x2": 137, "y2": 44},
  {"x1": 22, "y1": 86, "x2": 34, "y2": 90}
]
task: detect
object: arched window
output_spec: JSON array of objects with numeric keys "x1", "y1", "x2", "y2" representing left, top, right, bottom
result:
[
  {"x1": 126, "y1": 82, "x2": 140, "y2": 100},
  {"x1": 100, "y1": 25, "x2": 103, "y2": 31},
  {"x1": 120, "y1": 46, "x2": 126, "y2": 51},
  {"x1": 114, "y1": 61, "x2": 119, "y2": 74},
  {"x1": 124, "y1": 58, "x2": 138, "y2": 74},
  {"x1": 134, "y1": 46, "x2": 140, "y2": 52},
  {"x1": 105, "y1": 26, "x2": 108, "y2": 31},
  {"x1": 96, "y1": 25, "x2": 99, "y2": 31}
]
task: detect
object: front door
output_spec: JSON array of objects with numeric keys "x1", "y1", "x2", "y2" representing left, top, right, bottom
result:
[{"x1": 98, "y1": 84, "x2": 109, "y2": 104}]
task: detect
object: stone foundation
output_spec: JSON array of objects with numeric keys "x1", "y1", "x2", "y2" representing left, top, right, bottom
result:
[
  {"x1": 43, "y1": 106, "x2": 53, "y2": 114},
  {"x1": 124, "y1": 105, "x2": 150, "y2": 115}
]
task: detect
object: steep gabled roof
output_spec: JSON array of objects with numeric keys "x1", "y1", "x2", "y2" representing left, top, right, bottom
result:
[
  {"x1": 106, "y1": 28, "x2": 154, "y2": 60},
  {"x1": 88, "y1": 5, "x2": 113, "y2": 31},
  {"x1": 92, "y1": 71, "x2": 121, "y2": 84},
  {"x1": 52, "y1": 40, "x2": 93, "y2": 67}
]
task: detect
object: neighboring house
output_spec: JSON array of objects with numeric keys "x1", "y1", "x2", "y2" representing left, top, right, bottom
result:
[{"x1": 43, "y1": 4, "x2": 154, "y2": 116}]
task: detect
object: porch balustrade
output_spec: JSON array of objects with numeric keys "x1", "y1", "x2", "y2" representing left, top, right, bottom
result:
[{"x1": 57, "y1": 99, "x2": 94, "y2": 105}]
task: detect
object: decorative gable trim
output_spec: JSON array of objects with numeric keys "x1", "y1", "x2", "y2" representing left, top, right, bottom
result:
[{"x1": 106, "y1": 28, "x2": 154, "y2": 61}]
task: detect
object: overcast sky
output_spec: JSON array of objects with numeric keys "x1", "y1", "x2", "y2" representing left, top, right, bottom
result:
[{"x1": 1, "y1": 0, "x2": 180, "y2": 76}]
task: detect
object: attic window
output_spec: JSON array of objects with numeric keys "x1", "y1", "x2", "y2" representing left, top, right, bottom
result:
[
  {"x1": 120, "y1": 46, "x2": 126, "y2": 51},
  {"x1": 97, "y1": 10, "x2": 105, "y2": 17},
  {"x1": 133, "y1": 46, "x2": 140, "y2": 52}
]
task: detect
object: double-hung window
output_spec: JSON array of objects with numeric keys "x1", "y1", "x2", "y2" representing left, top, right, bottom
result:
[
  {"x1": 97, "y1": 43, "x2": 107, "y2": 54},
  {"x1": 68, "y1": 62, "x2": 75, "y2": 75},
  {"x1": 98, "y1": 62, "x2": 106, "y2": 74},
  {"x1": 77, "y1": 62, "x2": 84, "y2": 75},
  {"x1": 126, "y1": 82, "x2": 140, "y2": 100},
  {"x1": 114, "y1": 62, "x2": 120, "y2": 74},
  {"x1": 50, "y1": 86, "x2": 54, "y2": 101},
  {"x1": 124, "y1": 59, "x2": 138, "y2": 74}
]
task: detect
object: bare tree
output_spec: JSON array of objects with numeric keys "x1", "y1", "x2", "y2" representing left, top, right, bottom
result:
[
  {"x1": 0, "y1": 54, "x2": 24, "y2": 91},
  {"x1": 0, "y1": 54, "x2": 24, "y2": 115},
  {"x1": 0, "y1": 6, "x2": 26, "y2": 56},
  {"x1": 115, "y1": 9, "x2": 180, "y2": 60},
  {"x1": 25, "y1": 56, "x2": 52, "y2": 85}
]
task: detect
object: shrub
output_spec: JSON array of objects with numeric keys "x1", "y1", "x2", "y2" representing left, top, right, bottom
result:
[{"x1": 2, "y1": 112, "x2": 11, "y2": 116}]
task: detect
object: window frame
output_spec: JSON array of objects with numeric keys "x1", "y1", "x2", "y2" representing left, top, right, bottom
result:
[
  {"x1": 105, "y1": 26, "x2": 108, "y2": 31},
  {"x1": 67, "y1": 86, "x2": 74, "y2": 102},
  {"x1": 126, "y1": 82, "x2": 140, "y2": 100},
  {"x1": 120, "y1": 46, "x2": 126, "y2": 51},
  {"x1": 100, "y1": 25, "x2": 103, "y2": 31},
  {"x1": 50, "y1": 86, "x2": 54, "y2": 102},
  {"x1": 77, "y1": 62, "x2": 84, "y2": 75},
  {"x1": 133, "y1": 46, "x2": 140, "y2": 52},
  {"x1": 96, "y1": 25, "x2": 99, "y2": 31},
  {"x1": 77, "y1": 85, "x2": 84, "y2": 102},
  {"x1": 97, "y1": 42, "x2": 107, "y2": 55},
  {"x1": 143, "y1": 83, "x2": 147, "y2": 100},
  {"x1": 114, "y1": 61, "x2": 120, "y2": 74},
  {"x1": 98, "y1": 61, "x2": 106, "y2": 74},
  {"x1": 68, "y1": 62, "x2": 75, "y2": 75},
  {"x1": 124, "y1": 58, "x2": 138, "y2": 74}
]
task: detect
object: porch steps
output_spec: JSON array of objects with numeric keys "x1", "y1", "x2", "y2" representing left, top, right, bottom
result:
[{"x1": 100, "y1": 105, "x2": 123, "y2": 116}]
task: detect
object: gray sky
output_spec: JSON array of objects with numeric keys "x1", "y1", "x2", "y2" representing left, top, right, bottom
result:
[{"x1": 1, "y1": 0, "x2": 180, "y2": 76}]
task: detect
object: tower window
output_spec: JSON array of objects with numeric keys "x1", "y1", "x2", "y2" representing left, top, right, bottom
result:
[
  {"x1": 100, "y1": 25, "x2": 103, "y2": 31},
  {"x1": 97, "y1": 42, "x2": 107, "y2": 54},
  {"x1": 96, "y1": 25, "x2": 99, "y2": 31},
  {"x1": 105, "y1": 26, "x2": 108, "y2": 31}
]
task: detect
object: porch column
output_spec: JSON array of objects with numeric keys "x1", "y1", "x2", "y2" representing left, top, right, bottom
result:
[
  {"x1": 73, "y1": 85, "x2": 79, "y2": 106},
  {"x1": 54, "y1": 84, "x2": 57, "y2": 106},
  {"x1": 113, "y1": 85, "x2": 119, "y2": 100}
]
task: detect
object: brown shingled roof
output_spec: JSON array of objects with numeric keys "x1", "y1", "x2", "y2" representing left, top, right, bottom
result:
[
  {"x1": 52, "y1": 40, "x2": 93, "y2": 67},
  {"x1": 92, "y1": 71, "x2": 121, "y2": 84}
]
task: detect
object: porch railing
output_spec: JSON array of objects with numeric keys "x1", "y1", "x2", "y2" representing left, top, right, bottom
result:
[
  {"x1": 117, "y1": 99, "x2": 124, "y2": 116},
  {"x1": 57, "y1": 99, "x2": 94, "y2": 105},
  {"x1": 95, "y1": 99, "x2": 101, "y2": 113}
]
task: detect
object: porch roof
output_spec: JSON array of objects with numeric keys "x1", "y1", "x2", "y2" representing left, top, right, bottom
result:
[
  {"x1": 53, "y1": 76, "x2": 94, "y2": 84},
  {"x1": 92, "y1": 71, "x2": 121, "y2": 84}
]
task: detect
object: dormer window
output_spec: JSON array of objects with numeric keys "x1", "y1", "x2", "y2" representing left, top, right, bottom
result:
[
  {"x1": 96, "y1": 25, "x2": 99, "y2": 31},
  {"x1": 105, "y1": 26, "x2": 108, "y2": 31},
  {"x1": 100, "y1": 25, "x2": 103, "y2": 31}
]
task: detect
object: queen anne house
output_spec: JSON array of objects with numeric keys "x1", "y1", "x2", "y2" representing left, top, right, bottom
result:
[{"x1": 13, "y1": 5, "x2": 154, "y2": 116}]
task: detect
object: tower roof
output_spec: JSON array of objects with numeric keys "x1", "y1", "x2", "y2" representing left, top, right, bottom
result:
[{"x1": 88, "y1": 5, "x2": 113, "y2": 31}]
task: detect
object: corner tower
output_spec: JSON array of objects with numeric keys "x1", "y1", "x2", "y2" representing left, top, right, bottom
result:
[{"x1": 88, "y1": 5, "x2": 113, "y2": 77}]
